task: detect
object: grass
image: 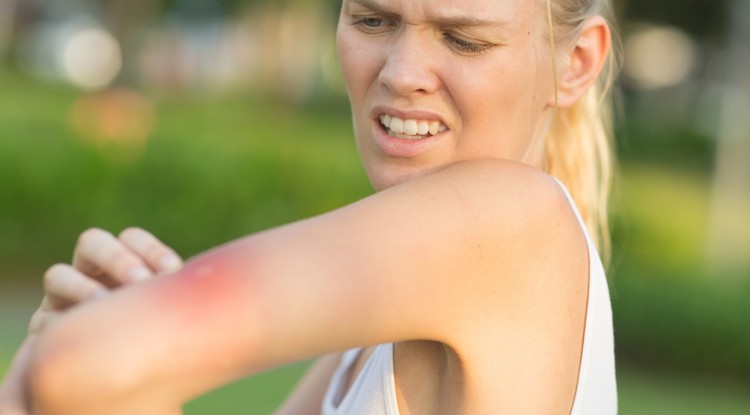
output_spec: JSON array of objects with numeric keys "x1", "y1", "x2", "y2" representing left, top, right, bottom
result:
[
  {"x1": 617, "y1": 366, "x2": 750, "y2": 415},
  {"x1": 0, "y1": 69, "x2": 372, "y2": 269},
  {"x1": 183, "y1": 362, "x2": 310, "y2": 414}
]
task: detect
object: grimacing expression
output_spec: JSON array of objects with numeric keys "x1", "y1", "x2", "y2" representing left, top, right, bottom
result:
[{"x1": 337, "y1": 0, "x2": 559, "y2": 190}]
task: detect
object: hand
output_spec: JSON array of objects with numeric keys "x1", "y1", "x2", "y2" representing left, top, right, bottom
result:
[{"x1": 28, "y1": 227, "x2": 183, "y2": 334}]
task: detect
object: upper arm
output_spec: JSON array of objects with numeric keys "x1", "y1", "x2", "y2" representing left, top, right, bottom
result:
[{"x1": 29, "y1": 160, "x2": 585, "y2": 413}]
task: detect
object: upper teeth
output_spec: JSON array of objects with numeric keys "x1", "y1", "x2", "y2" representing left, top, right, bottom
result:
[{"x1": 380, "y1": 114, "x2": 447, "y2": 137}]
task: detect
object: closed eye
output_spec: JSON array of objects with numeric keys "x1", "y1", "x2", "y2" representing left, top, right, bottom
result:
[{"x1": 443, "y1": 32, "x2": 494, "y2": 55}]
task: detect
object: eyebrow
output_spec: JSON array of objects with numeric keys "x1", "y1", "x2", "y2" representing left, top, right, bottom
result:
[{"x1": 347, "y1": 0, "x2": 509, "y2": 29}]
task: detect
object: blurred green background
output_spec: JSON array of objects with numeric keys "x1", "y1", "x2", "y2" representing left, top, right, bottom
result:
[{"x1": 1, "y1": 0, "x2": 749, "y2": 413}]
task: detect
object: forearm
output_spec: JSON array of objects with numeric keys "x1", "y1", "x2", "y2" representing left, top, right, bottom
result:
[
  {"x1": 24, "y1": 234, "x2": 309, "y2": 415},
  {"x1": 21, "y1": 224, "x2": 357, "y2": 415},
  {"x1": 24, "y1": 259, "x2": 254, "y2": 415}
]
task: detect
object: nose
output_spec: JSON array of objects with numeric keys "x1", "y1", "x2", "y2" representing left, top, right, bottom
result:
[{"x1": 378, "y1": 29, "x2": 441, "y2": 96}]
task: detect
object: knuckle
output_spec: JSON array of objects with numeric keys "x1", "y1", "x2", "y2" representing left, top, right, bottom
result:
[
  {"x1": 145, "y1": 241, "x2": 169, "y2": 260},
  {"x1": 110, "y1": 249, "x2": 141, "y2": 276},
  {"x1": 29, "y1": 310, "x2": 44, "y2": 334},
  {"x1": 118, "y1": 226, "x2": 146, "y2": 242},
  {"x1": 29, "y1": 309, "x2": 55, "y2": 334},
  {"x1": 43, "y1": 264, "x2": 68, "y2": 288},
  {"x1": 119, "y1": 227, "x2": 174, "y2": 265},
  {"x1": 78, "y1": 227, "x2": 109, "y2": 248}
]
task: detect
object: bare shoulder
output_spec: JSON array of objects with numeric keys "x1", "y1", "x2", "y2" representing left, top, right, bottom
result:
[
  {"x1": 405, "y1": 159, "x2": 569, "y2": 210},
  {"x1": 365, "y1": 160, "x2": 591, "y2": 413},
  {"x1": 388, "y1": 158, "x2": 581, "y2": 245},
  {"x1": 352, "y1": 157, "x2": 589, "y2": 333},
  {"x1": 426, "y1": 158, "x2": 589, "y2": 315}
]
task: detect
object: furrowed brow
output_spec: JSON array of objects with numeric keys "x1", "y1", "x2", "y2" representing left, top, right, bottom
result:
[
  {"x1": 346, "y1": 0, "x2": 510, "y2": 32},
  {"x1": 434, "y1": 14, "x2": 503, "y2": 28},
  {"x1": 348, "y1": 0, "x2": 392, "y2": 15}
]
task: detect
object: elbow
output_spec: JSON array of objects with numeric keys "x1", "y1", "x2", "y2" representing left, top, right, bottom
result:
[
  {"x1": 28, "y1": 321, "x2": 133, "y2": 415},
  {"x1": 28, "y1": 341, "x2": 77, "y2": 415},
  {"x1": 27, "y1": 331, "x2": 81, "y2": 414}
]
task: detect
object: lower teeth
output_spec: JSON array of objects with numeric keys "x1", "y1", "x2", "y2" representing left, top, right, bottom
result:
[{"x1": 388, "y1": 129, "x2": 428, "y2": 140}]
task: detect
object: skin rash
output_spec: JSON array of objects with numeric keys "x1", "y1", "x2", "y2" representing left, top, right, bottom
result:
[
  {"x1": 151, "y1": 246, "x2": 257, "y2": 328},
  {"x1": 133, "y1": 218, "x2": 383, "y2": 373}
]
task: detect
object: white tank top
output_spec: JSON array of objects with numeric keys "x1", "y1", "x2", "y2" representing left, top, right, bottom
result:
[{"x1": 322, "y1": 180, "x2": 618, "y2": 414}]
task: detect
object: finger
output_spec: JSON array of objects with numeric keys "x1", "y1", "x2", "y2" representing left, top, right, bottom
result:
[
  {"x1": 44, "y1": 264, "x2": 109, "y2": 308},
  {"x1": 0, "y1": 336, "x2": 38, "y2": 415},
  {"x1": 118, "y1": 227, "x2": 183, "y2": 274},
  {"x1": 36, "y1": 296, "x2": 64, "y2": 314},
  {"x1": 73, "y1": 228, "x2": 154, "y2": 285},
  {"x1": 28, "y1": 309, "x2": 62, "y2": 335}
]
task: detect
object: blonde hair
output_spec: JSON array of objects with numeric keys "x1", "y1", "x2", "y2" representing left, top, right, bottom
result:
[{"x1": 544, "y1": 0, "x2": 619, "y2": 262}]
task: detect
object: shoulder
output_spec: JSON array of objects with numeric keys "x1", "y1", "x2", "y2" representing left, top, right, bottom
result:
[
  {"x1": 388, "y1": 159, "x2": 580, "y2": 241},
  {"x1": 436, "y1": 159, "x2": 589, "y2": 292},
  {"x1": 381, "y1": 160, "x2": 591, "y2": 411},
  {"x1": 360, "y1": 157, "x2": 589, "y2": 328},
  {"x1": 362, "y1": 158, "x2": 586, "y2": 279}
]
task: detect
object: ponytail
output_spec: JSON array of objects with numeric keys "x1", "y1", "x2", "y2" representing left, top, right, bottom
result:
[
  {"x1": 546, "y1": 84, "x2": 614, "y2": 262},
  {"x1": 544, "y1": 0, "x2": 619, "y2": 263}
]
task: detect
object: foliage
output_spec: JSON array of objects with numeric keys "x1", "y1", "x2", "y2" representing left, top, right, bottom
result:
[
  {"x1": 621, "y1": 0, "x2": 729, "y2": 39},
  {"x1": 613, "y1": 264, "x2": 750, "y2": 379},
  {"x1": 611, "y1": 163, "x2": 750, "y2": 381},
  {"x1": 0, "y1": 69, "x2": 370, "y2": 272},
  {"x1": 183, "y1": 361, "x2": 310, "y2": 414}
]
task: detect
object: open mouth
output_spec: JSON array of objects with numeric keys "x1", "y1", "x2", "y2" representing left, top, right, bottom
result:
[{"x1": 379, "y1": 114, "x2": 448, "y2": 140}]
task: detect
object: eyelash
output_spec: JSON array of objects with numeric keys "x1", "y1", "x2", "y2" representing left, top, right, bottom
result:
[
  {"x1": 350, "y1": 16, "x2": 395, "y2": 31},
  {"x1": 350, "y1": 15, "x2": 493, "y2": 55},
  {"x1": 443, "y1": 32, "x2": 492, "y2": 54}
]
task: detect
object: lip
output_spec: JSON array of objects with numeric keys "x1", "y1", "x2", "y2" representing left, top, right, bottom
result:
[{"x1": 370, "y1": 105, "x2": 449, "y2": 158}]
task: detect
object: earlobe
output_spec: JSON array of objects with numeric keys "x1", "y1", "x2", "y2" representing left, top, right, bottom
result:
[{"x1": 554, "y1": 16, "x2": 611, "y2": 108}]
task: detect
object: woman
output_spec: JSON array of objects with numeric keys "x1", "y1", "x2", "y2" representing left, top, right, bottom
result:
[{"x1": 0, "y1": 0, "x2": 618, "y2": 413}]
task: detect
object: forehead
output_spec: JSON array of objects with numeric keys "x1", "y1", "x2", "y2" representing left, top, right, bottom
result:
[{"x1": 345, "y1": 0, "x2": 536, "y2": 25}]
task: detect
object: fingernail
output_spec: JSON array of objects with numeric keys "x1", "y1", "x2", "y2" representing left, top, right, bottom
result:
[
  {"x1": 127, "y1": 266, "x2": 153, "y2": 282},
  {"x1": 159, "y1": 256, "x2": 182, "y2": 273}
]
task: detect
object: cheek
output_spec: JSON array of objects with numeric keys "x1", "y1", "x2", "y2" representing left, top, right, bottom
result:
[
  {"x1": 444, "y1": 66, "x2": 545, "y2": 162},
  {"x1": 337, "y1": 29, "x2": 380, "y2": 110},
  {"x1": 451, "y1": 50, "x2": 545, "y2": 139}
]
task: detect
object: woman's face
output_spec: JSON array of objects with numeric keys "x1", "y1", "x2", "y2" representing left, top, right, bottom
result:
[{"x1": 337, "y1": 0, "x2": 557, "y2": 190}]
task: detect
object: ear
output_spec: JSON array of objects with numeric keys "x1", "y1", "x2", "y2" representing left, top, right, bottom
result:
[{"x1": 554, "y1": 16, "x2": 611, "y2": 108}]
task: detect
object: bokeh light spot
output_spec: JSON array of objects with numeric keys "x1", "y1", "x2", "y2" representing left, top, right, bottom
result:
[
  {"x1": 624, "y1": 24, "x2": 697, "y2": 90},
  {"x1": 63, "y1": 28, "x2": 122, "y2": 90},
  {"x1": 68, "y1": 88, "x2": 155, "y2": 162}
]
